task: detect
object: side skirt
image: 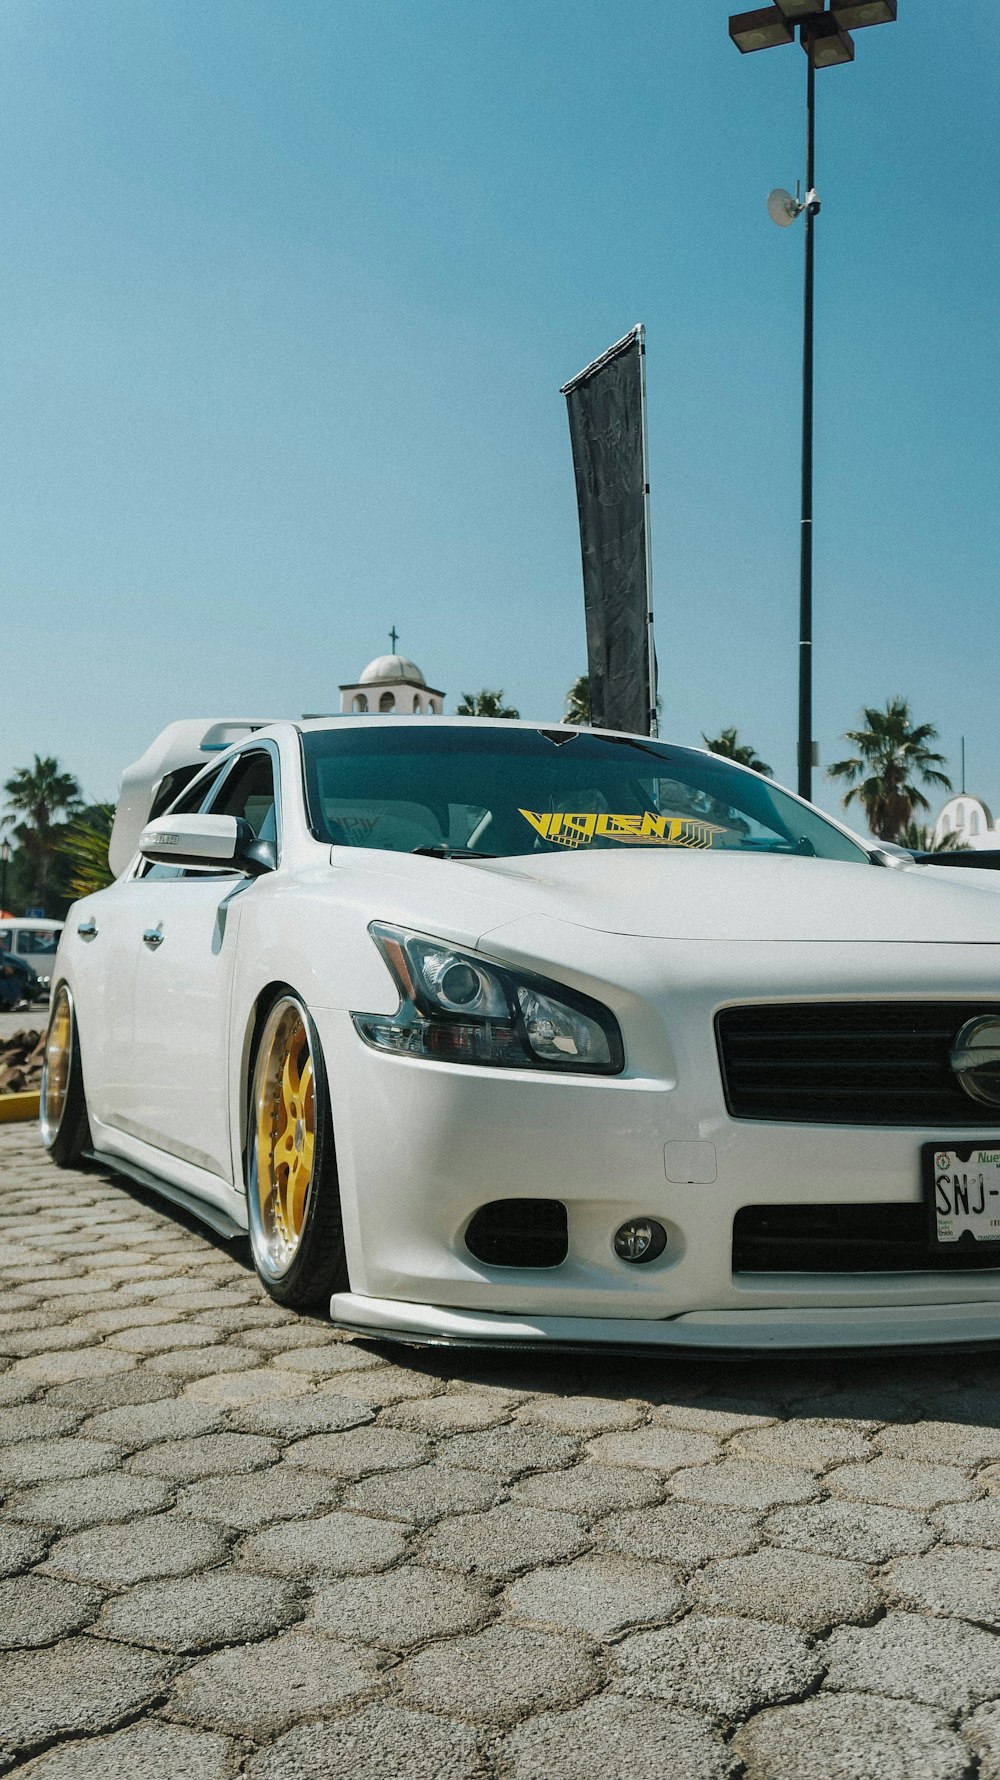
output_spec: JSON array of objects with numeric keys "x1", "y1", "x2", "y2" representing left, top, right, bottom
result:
[{"x1": 83, "y1": 1148, "x2": 247, "y2": 1241}]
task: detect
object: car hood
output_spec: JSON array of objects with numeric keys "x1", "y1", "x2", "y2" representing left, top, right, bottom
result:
[{"x1": 467, "y1": 850, "x2": 1000, "y2": 945}]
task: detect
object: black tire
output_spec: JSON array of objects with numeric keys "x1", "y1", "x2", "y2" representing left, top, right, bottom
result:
[
  {"x1": 245, "y1": 991, "x2": 348, "y2": 1311},
  {"x1": 40, "y1": 984, "x2": 92, "y2": 1167}
]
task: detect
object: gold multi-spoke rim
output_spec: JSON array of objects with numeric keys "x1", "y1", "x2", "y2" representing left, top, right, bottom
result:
[
  {"x1": 253, "y1": 999, "x2": 316, "y2": 1275},
  {"x1": 40, "y1": 988, "x2": 73, "y2": 1147}
]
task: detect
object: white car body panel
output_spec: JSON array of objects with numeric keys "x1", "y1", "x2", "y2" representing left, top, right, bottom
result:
[{"x1": 48, "y1": 715, "x2": 1000, "y2": 1353}]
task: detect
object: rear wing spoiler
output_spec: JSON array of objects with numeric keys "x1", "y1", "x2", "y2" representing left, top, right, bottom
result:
[{"x1": 108, "y1": 719, "x2": 281, "y2": 879}]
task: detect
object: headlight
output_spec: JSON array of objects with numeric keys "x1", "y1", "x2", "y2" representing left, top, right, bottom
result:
[{"x1": 352, "y1": 924, "x2": 624, "y2": 1074}]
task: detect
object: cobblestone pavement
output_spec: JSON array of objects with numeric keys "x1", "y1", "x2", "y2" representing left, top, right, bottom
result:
[{"x1": 2, "y1": 1122, "x2": 1000, "y2": 1778}]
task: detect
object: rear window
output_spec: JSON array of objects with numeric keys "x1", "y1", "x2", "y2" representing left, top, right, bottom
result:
[{"x1": 300, "y1": 727, "x2": 867, "y2": 863}]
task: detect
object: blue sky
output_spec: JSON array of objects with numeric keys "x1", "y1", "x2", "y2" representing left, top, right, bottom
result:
[{"x1": 0, "y1": 2, "x2": 996, "y2": 833}]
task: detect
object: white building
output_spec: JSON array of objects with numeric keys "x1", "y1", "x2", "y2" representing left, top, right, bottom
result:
[
  {"x1": 339, "y1": 653, "x2": 445, "y2": 717},
  {"x1": 934, "y1": 794, "x2": 998, "y2": 851}
]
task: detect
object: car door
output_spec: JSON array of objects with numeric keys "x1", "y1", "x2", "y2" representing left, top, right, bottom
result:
[
  {"x1": 67, "y1": 753, "x2": 231, "y2": 1134},
  {"x1": 125, "y1": 747, "x2": 279, "y2": 1181}
]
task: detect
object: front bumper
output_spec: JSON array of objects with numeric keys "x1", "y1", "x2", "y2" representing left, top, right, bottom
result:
[
  {"x1": 331, "y1": 1293, "x2": 1000, "y2": 1354},
  {"x1": 314, "y1": 932, "x2": 1000, "y2": 1350}
]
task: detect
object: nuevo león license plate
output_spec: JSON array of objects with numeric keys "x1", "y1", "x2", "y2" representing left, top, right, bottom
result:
[{"x1": 928, "y1": 1146, "x2": 1000, "y2": 1245}]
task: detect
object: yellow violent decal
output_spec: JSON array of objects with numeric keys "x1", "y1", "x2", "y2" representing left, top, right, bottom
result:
[{"x1": 518, "y1": 810, "x2": 725, "y2": 849}]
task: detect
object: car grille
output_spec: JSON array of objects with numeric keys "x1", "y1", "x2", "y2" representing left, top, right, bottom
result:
[
  {"x1": 464, "y1": 1199, "x2": 568, "y2": 1268},
  {"x1": 733, "y1": 1203, "x2": 1000, "y2": 1273},
  {"x1": 716, "y1": 1002, "x2": 1000, "y2": 1127}
]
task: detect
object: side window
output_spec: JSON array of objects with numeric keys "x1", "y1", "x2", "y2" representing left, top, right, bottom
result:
[
  {"x1": 137, "y1": 761, "x2": 235, "y2": 882},
  {"x1": 207, "y1": 752, "x2": 278, "y2": 853}
]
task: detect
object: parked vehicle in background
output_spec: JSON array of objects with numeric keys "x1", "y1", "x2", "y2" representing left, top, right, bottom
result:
[
  {"x1": 0, "y1": 919, "x2": 64, "y2": 996},
  {"x1": 0, "y1": 950, "x2": 43, "y2": 1010},
  {"x1": 909, "y1": 850, "x2": 1000, "y2": 873}
]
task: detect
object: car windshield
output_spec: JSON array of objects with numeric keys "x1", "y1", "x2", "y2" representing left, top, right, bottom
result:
[{"x1": 301, "y1": 726, "x2": 868, "y2": 863}]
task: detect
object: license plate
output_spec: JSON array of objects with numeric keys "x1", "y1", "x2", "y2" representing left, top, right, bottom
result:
[{"x1": 925, "y1": 1144, "x2": 1000, "y2": 1247}]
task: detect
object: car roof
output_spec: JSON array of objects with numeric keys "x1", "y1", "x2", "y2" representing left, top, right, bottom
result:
[{"x1": 0, "y1": 917, "x2": 63, "y2": 930}]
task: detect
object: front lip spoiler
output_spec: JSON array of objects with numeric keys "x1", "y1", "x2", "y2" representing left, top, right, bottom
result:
[{"x1": 330, "y1": 1292, "x2": 1000, "y2": 1356}]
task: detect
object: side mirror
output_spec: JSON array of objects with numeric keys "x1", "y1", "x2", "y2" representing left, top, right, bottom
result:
[{"x1": 138, "y1": 814, "x2": 272, "y2": 876}]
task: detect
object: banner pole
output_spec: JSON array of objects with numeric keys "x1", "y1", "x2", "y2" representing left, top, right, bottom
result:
[{"x1": 637, "y1": 324, "x2": 656, "y2": 737}]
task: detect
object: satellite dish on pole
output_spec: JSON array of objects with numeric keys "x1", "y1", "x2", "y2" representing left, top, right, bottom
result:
[{"x1": 767, "y1": 187, "x2": 803, "y2": 227}]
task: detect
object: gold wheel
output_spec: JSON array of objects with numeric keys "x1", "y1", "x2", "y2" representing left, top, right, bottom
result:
[
  {"x1": 41, "y1": 987, "x2": 73, "y2": 1147},
  {"x1": 252, "y1": 997, "x2": 317, "y2": 1277}
]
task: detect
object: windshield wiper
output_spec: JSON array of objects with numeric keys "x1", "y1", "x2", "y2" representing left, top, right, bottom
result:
[{"x1": 411, "y1": 846, "x2": 498, "y2": 860}]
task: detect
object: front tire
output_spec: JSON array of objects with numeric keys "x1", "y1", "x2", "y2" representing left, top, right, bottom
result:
[
  {"x1": 246, "y1": 992, "x2": 348, "y2": 1311},
  {"x1": 40, "y1": 984, "x2": 92, "y2": 1167}
]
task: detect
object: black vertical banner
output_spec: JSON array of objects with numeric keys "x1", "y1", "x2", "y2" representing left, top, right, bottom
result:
[{"x1": 562, "y1": 327, "x2": 653, "y2": 734}]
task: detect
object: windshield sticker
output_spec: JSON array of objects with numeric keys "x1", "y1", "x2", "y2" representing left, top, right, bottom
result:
[{"x1": 518, "y1": 810, "x2": 725, "y2": 849}]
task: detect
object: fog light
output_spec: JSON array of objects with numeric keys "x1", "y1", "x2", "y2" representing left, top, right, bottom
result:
[{"x1": 614, "y1": 1219, "x2": 667, "y2": 1264}]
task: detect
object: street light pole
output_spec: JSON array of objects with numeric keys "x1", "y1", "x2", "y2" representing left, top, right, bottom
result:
[
  {"x1": 728, "y1": 1, "x2": 896, "y2": 803},
  {"x1": 0, "y1": 839, "x2": 10, "y2": 916},
  {"x1": 799, "y1": 44, "x2": 816, "y2": 799}
]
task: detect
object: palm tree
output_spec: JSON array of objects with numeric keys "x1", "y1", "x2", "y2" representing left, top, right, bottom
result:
[
  {"x1": 564, "y1": 675, "x2": 591, "y2": 726},
  {"x1": 3, "y1": 756, "x2": 82, "y2": 909},
  {"x1": 896, "y1": 820, "x2": 967, "y2": 855},
  {"x1": 455, "y1": 690, "x2": 520, "y2": 719},
  {"x1": 58, "y1": 803, "x2": 116, "y2": 898},
  {"x1": 827, "y1": 698, "x2": 951, "y2": 842},
  {"x1": 702, "y1": 727, "x2": 772, "y2": 777}
]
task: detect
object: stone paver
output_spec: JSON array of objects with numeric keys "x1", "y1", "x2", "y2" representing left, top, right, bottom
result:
[
  {"x1": 169, "y1": 1628, "x2": 382, "y2": 1735},
  {"x1": 310, "y1": 1563, "x2": 490, "y2": 1646},
  {"x1": 0, "y1": 1573, "x2": 102, "y2": 1646},
  {"x1": 4, "y1": 1124, "x2": 1000, "y2": 1775},
  {"x1": 344, "y1": 1459, "x2": 498, "y2": 1524},
  {"x1": 967, "y1": 1702, "x2": 1000, "y2": 1780},
  {"x1": 669, "y1": 1458, "x2": 819, "y2": 1510},
  {"x1": 239, "y1": 1507, "x2": 410, "y2": 1577},
  {"x1": 98, "y1": 1568, "x2": 302, "y2": 1651},
  {"x1": 176, "y1": 1463, "x2": 341, "y2": 1528},
  {"x1": 612, "y1": 1613, "x2": 823, "y2": 1721},
  {"x1": 246, "y1": 1704, "x2": 483, "y2": 1780},
  {"x1": 421, "y1": 1502, "x2": 588, "y2": 1578},
  {"x1": 827, "y1": 1457, "x2": 977, "y2": 1509},
  {"x1": 887, "y1": 1544, "x2": 1000, "y2": 1627},
  {"x1": 398, "y1": 1623, "x2": 598, "y2": 1722},
  {"x1": 43, "y1": 1513, "x2": 227, "y2": 1586},
  {"x1": 0, "y1": 1635, "x2": 169, "y2": 1763},
  {"x1": 506, "y1": 1552, "x2": 684, "y2": 1636},
  {"x1": 594, "y1": 1499, "x2": 760, "y2": 1566},
  {"x1": 126, "y1": 1430, "x2": 279, "y2": 1479},
  {"x1": 0, "y1": 1520, "x2": 49, "y2": 1574},
  {"x1": 764, "y1": 1498, "x2": 934, "y2": 1562},
  {"x1": 690, "y1": 1547, "x2": 882, "y2": 1630},
  {"x1": 733, "y1": 1692, "x2": 969, "y2": 1779},
  {"x1": 12, "y1": 1720, "x2": 236, "y2": 1779},
  {"x1": 823, "y1": 1609, "x2": 1000, "y2": 1709},
  {"x1": 504, "y1": 1696, "x2": 733, "y2": 1780}
]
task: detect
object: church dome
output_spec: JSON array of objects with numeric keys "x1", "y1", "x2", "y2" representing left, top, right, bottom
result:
[{"x1": 358, "y1": 654, "x2": 426, "y2": 687}]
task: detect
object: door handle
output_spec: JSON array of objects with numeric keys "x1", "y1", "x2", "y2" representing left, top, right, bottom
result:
[
  {"x1": 142, "y1": 925, "x2": 164, "y2": 949},
  {"x1": 77, "y1": 918, "x2": 98, "y2": 939}
]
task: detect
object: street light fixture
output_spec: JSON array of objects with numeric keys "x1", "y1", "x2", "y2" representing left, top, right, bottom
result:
[
  {"x1": 803, "y1": 16, "x2": 855, "y2": 65},
  {"x1": 728, "y1": 0, "x2": 896, "y2": 799},
  {"x1": 728, "y1": 9, "x2": 794, "y2": 53},
  {"x1": 831, "y1": 1, "x2": 896, "y2": 27}
]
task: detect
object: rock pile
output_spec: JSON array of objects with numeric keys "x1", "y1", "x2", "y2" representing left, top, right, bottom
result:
[{"x1": 0, "y1": 1029, "x2": 44, "y2": 1094}]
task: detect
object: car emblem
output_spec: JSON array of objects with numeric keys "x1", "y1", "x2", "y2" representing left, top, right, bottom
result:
[{"x1": 950, "y1": 1017, "x2": 1000, "y2": 1107}]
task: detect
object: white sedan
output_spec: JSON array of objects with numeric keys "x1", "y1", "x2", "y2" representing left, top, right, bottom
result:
[{"x1": 40, "y1": 714, "x2": 1000, "y2": 1352}]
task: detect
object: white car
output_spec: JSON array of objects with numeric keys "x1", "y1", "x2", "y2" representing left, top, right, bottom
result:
[{"x1": 39, "y1": 714, "x2": 1000, "y2": 1353}]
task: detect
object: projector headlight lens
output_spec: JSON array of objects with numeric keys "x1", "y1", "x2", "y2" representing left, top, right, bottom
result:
[{"x1": 352, "y1": 924, "x2": 624, "y2": 1074}]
